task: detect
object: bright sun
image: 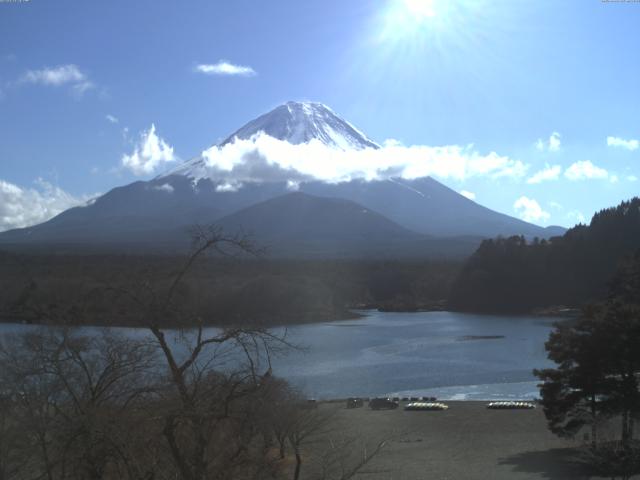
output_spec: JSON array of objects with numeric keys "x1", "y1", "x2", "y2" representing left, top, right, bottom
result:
[
  {"x1": 376, "y1": 0, "x2": 489, "y2": 54},
  {"x1": 402, "y1": 0, "x2": 438, "y2": 19},
  {"x1": 381, "y1": 0, "x2": 450, "y2": 41}
]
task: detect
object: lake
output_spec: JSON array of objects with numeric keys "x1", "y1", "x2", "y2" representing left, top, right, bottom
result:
[{"x1": 0, "y1": 310, "x2": 560, "y2": 401}]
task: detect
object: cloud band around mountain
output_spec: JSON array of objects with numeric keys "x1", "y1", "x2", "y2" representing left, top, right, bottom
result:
[{"x1": 175, "y1": 133, "x2": 529, "y2": 187}]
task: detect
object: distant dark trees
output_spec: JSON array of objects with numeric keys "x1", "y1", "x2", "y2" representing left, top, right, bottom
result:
[
  {"x1": 450, "y1": 197, "x2": 640, "y2": 313},
  {"x1": 0, "y1": 253, "x2": 461, "y2": 327},
  {"x1": 535, "y1": 252, "x2": 640, "y2": 478}
]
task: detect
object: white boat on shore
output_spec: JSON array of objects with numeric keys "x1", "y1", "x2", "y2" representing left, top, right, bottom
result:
[
  {"x1": 486, "y1": 401, "x2": 535, "y2": 409},
  {"x1": 404, "y1": 402, "x2": 449, "y2": 411}
]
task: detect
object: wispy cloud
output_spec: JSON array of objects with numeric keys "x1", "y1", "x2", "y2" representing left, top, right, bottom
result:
[
  {"x1": 106, "y1": 114, "x2": 119, "y2": 124},
  {"x1": 535, "y1": 132, "x2": 561, "y2": 152},
  {"x1": 460, "y1": 190, "x2": 476, "y2": 200},
  {"x1": 567, "y1": 210, "x2": 586, "y2": 224},
  {"x1": 628, "y1": 175, "x2": 638, "y2": 182},
  {"x1": 564, "y1": 160, "x2": 609, "y2": 181},
  {"x1": 0, "y1": 178, "x2": 94, "y2": 232},
  {"x1": 607, "y1": 136, "x2": 639, "y2": 151},
  {"x1": 513, "y1": 196, "x2": 550, "y2": 223},
  {"x1": 121, "y1": 124, "x2": 177, "y2": 176},
  {"x1": 194, "y1": 61, "x2": 256, "y2": 77},
  {"x1": 526, "y1": 164, "x2": 562, "y2": 184},
  {"x1": 19, "y1": 64, "x2": 94, "y2": 97},
  {"x1": 152, "y1": 183, "x2": 174, "y2": 193},
  {"x1": 175, "y1": 133, "x2": 529, "y2": 186}
]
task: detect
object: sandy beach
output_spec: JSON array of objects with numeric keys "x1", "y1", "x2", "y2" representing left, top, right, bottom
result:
[{"x1": 305, "y1": 401, "x2": 615, "y2": 480}]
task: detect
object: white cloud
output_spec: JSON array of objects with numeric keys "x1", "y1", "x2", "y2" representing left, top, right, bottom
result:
[
  {"x1": 548, "y1": 201, "x2": 563, "y2": 210},
  {"x1": 526, "y1": 164, "x2": 562, "y2": 184},
  {"x1": 607, "y1": 136, "x2": 639, "y2": 151},
  {"x1": 513, "y1": 196, "x2": 550, "y2": 223},
  {"x1": 21, "y1": 64, "x2": 85, "y2": 86},
  {"x1": 627, "y1": 175, "x2": 638, "y2": 182},
  {"x1": 564, "y1": 160, "x2": 609, "y2": 181},
  {"x1": 535, "y1": 132, "x2": 561, "y2": 152},
  {"x1": 72, "y1": 81, "x2": 94, "y2": 97},
  {"x1": 548, "y1": 132, "x2": 561, "y2": 152},
  {"x1": 286, "y1": 180, "x2": 301, "y2": 191},
  {"x1": 121, "y1": 124, "x2": 177, "y2": 176},
  {"x1": 178, "y1": 133, "x2": 529, "y2": 185},
  {"x1": 460, "y1": 190, "x2": 476, "y2": 200},
  {"x1": 195, "y1": 61, "x2": 256, "y2": 77},
  {"x1": 0, "y1": 178, "x2": 93, "y2": 232},
  {"x1": 106, "y1": 114, "x2": 119, "y2": 124},
  {"x1": 152, "y1": 183, "x2": 174, "y2": 193},
  {"x1": 20, "y1": 64, "x2": 94, "y2": 96},
  {"x1": 567, "y1": 210, "x2": 586, "y2": 224}
]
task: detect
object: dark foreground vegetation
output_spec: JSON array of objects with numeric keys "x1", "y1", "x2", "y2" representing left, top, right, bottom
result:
[
  {"x1": 450, "y1": 197, "x2": 640, "y2": 313},
  {"x1": 0, "y1": 231, "x2": 389, "y2": 480},
  {"x1": 535, "y1": 251, "x2": 640, "y2": 479},
  {"x1": 0, "y1": 328, "x2": 391, "y2": 480},
  {"x1": 0, "y1": 246, "x2": 460, "y2": 327}
]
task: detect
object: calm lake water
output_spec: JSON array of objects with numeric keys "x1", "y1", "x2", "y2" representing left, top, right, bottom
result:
[{"x1": 0, "y1": 310, "x2": 560, "y2": 401}]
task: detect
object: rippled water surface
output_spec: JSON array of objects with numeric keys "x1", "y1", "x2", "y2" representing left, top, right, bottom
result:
[
  {"x1": 269, "y1": 310, "x2": 558, "y2": 400},
  {"x1": 0, "y1": 310, "x2": 560, "y2": 400}
]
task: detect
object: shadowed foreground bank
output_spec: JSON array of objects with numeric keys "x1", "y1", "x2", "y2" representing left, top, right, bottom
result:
[{"x1": 307, "y1": 401, "x2": 629, "y2": 480}]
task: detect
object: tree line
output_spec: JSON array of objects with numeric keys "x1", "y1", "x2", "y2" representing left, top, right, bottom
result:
[
  {"x1": 449, "y1": 197, "x2": 640, "y2": 313},
  {"x1": 0, "y1": 249, "x2": 461, "y2": 328}
]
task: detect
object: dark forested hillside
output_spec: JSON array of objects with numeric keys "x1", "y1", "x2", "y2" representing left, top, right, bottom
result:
[
  {"x1": 449, "y1": 197, "x2": 640, "y2": 313},
  {"x1": 0, "y1": 253, "x2": 461, "y2": 327}
]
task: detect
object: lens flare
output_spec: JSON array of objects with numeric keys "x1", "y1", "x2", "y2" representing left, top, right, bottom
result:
[{"x1": 403, "y1": 0, "x2": 438, "y2": 19}]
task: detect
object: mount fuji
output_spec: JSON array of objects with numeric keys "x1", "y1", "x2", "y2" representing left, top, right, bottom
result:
[
  {"x1": 165, "y1": 101, "x2": 379, "y2": 181},
  {"x1": 0, "y1": 101, "x2": 565, "y2": 257},
  {"x1": 221, "y1": 101, "x2": 380, "y2": 149}
]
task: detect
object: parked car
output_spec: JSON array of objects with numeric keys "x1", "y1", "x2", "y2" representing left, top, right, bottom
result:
[{"x1": 369, "y1": 398, "x2": 399, "y2": 410}]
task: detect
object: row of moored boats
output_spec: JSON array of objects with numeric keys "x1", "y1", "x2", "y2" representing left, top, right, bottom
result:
[{"x1": 347, "y1": 397, "x2": 536, "y2": 411}]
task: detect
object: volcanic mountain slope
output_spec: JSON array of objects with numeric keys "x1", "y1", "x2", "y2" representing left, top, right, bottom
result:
[
  {"x1": 0, "y1": 101, "x2": 565, "y2": 255},
  {"x1": 215, "y1": 192, "x2": 481, "y2": 258},
  {"x1": 301, "y1": 177, "x2": 566, "y2": 238}
]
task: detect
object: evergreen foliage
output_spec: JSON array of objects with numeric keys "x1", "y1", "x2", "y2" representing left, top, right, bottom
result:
[{"x1": 450, "y1": 198, "x2": 640, "y2": 312}]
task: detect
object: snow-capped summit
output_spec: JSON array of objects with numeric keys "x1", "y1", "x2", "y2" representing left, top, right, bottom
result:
[
  {"x1": 162, "y1": 101, "x2": 379, "y2": 180},
  {"x1": 222, "y1": 101, "x2": 379, "y2": 150}
]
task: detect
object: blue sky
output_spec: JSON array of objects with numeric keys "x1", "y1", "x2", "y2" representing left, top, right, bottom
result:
[{"x1": 0, "y1": 0, "x2": 639, "y2": 231}]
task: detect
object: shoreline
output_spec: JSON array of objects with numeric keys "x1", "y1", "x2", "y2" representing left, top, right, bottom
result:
[{"x1": 0, "y1": 305, "x2": 577, "y2": 329}]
